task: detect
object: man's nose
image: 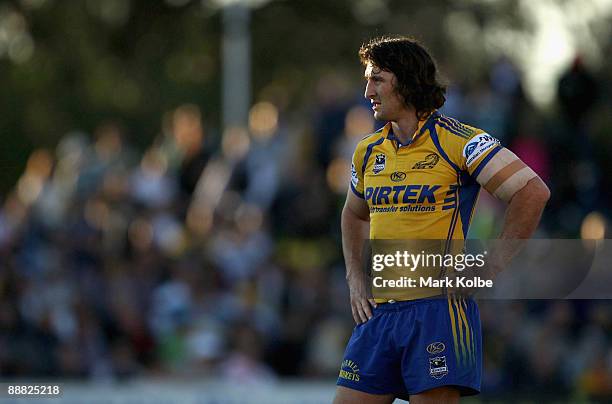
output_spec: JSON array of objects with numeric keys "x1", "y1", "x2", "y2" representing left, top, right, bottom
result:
[{"x1": 364, "y1": 80, "x2": 375, "y2": 99}]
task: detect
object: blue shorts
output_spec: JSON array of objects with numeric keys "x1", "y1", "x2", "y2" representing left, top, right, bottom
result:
[{"x1": 337, "y1": 296, "x2": 482, "y2": 399}]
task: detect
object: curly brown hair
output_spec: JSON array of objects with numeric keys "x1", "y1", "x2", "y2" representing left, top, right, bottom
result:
[{"x1": 359, "y1": 35, "x2": 446, "y2": 120}]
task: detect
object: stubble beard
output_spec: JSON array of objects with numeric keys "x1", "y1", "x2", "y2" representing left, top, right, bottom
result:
[{"x1": 373, "y1": 109, "x2": 387, "y2": 121}]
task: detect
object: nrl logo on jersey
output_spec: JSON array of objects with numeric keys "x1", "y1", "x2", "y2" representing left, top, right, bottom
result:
[{"x1": 373, "y1": 153, "x2": 386, "y2": 174}]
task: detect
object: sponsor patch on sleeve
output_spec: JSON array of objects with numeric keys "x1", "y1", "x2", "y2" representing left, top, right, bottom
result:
[
  {"x1": 463, "y1": 133, "x2": 500, "y2": 168},
  {"x1": 351, "y1": 163, "x2": 359, "y2": 187}
]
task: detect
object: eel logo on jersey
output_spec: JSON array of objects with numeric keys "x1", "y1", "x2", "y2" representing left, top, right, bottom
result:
[
  {"x1": 429, "y1": 356, "x2": 448, "y2": 379},
  {"x1": 463, "y1": 133, "x2": 500, "y2": 168},
  {"x1": 390, "y1": 171, "x2": 406, "y2": 182},
  {"x1": 412, "y1": 153, "x2": 440, "y2": 169},
  {"x1": 339, "y1": 359, "x2": 360, "y2": 382},
  {"x1": 373, "y1": 153, "x2": 386, "y2": 174},
  {"x1": 426, "y1": 342, "x2": 446, "y2": 355}
]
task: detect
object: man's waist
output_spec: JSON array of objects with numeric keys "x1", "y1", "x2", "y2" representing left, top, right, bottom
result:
[{"x1": 373, "y1": 288, "x2": 444, "y2": 303}]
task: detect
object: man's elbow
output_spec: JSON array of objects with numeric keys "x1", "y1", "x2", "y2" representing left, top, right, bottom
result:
[
  {"x1": 527, "y1": 177, "x2": 551, "y2": 206},
  {"x1": 342, "y1": 202, "x2": 369, "y2": 223},
  {"x1": 341, "y1": 204, "x2": 352, "y2": 223},
  {"x1": 509, "y1": 177, "x2": 550, "y2": 206}
]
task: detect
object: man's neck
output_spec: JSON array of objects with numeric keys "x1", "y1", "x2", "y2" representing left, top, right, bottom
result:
[{"x1": 391, "y1": 113, "x2": 419, "y2": 145}]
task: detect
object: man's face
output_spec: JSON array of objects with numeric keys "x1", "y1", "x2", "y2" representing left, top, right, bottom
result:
[{"x1": 364, "y1": 62, "x2": 407, "y2": 121}]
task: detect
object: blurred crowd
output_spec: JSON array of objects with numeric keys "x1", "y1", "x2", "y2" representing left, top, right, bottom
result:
[{"x1": 0, "y1": 55, "x2": 611, "y2": 401}]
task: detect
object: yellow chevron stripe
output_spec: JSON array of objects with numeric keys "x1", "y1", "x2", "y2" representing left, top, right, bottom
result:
[
  {"x1": 447, "y1": 296, "x2": 460, "y2": 363},
  {"x1": 463, "y1": 299, "x2": 477, "y2": 366},
  {"x1": 453, "y1": 297, "x2": 467, "y2": 365},
  {"x1": 468, "y1": 301, "x2": 477, "y2": 366},
  {"x1": 457, "y1": 298, "x2": 472, "y2": 365}
]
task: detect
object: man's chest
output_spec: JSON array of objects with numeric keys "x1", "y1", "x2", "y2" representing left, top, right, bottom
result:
[{"x1": 363, "y1": 145, "x2": 459, "y2": 207}]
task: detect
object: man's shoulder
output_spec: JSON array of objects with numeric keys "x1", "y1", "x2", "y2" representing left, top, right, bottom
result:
[
  {"x1": 433, "y1": 114, "x2": 485, "y2": 145},
  {"x1": 429, "y1": 114, "x2": 502, "y2": 168},
  {"x1": 353, "y1": 125, "x2": 388, "y2": 154}
]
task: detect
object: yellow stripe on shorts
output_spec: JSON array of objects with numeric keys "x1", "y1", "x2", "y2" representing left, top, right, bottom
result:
[
  {"x1": 457, "y1": 297, "x2": 472, "y2": 365},
  {"x1": 452, "y1": 297, "x2": 467, "y2": 365},
  {"x1": 447, "y1": 296, "x2": 460, "y2": 363}
]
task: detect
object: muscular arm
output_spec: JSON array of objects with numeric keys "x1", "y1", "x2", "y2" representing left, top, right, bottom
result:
[
  {"x1": 500, "y1": 176, "x2": 550, "y2": 239},
  {"x1": 469, "y1": 145, "x2": 551, "y2": 274},
  {"x1": 489, "y1": 176, "x2": 550, "y2": 272},
  {"x1": 342, "y1": 191, "x2": 370, "y2": 279},
  {"x1": 341, "y1": 191, "x2": 375, "y2": 324}
]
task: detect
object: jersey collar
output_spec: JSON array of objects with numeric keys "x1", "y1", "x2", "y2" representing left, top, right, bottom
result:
[{"x1": 386, "y1": 110, "x2": 440, "y2": 148}]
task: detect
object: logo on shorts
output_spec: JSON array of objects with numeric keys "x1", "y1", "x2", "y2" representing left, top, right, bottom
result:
[
  {"x1": 429, "y1": 356, "x2": 448, "y2": 379},
  {"x1": 426, "y1": 342, "x2": 446, "y2": 355},
  {"x1": 412, "y1": 153, "x2": 440, "y2": 169},
  {"x1": 339, "y1": 359, "x2": 360, "y2": 382},
  {"x1": 373, "y1": 153, "x2": 386, "y2": 174}
]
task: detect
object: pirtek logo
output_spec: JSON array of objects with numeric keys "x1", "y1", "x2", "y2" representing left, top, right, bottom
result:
[
  {"x1": 365, "y1": 185, "x2": 441, "y2": 205},
  {"x1": 391, "y1": 171, "x2": 406, "y2": 182}
]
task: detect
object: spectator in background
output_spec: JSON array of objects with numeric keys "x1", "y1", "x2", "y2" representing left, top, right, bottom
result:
[{"x1": 557, "y1": 56, "x2": 599, "y2": 129}]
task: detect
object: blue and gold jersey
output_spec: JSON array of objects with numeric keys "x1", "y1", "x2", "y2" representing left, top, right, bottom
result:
[
  {"x1": 350, "y1": 111, "x2": 505, "y2": 300},
  {"x1": 350, "y1": 111, "x2": 501, "y2": 240}
]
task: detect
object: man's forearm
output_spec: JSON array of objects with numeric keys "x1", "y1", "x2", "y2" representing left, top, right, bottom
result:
[
  {"x1": 342, "y1": 203, "x2": 375, "y2": 323},
  {"x1": 491, "y1": 177, "x2": 550, "y2": 269},
  {"x1": 341, "y1": 207, "x2": 370, "y2": 279},
  {"x1": 499, "y1": 178, "x2": 549, "y2": 239}
]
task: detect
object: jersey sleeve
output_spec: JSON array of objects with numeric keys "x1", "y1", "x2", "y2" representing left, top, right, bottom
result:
[
  {"x1": 461, "y1": 132, "x2": 503, "y2": 177},
  {"x1": 460, "y1": 132, "x2": 537, "y2": 202},
  {"x1": 349, "y1": 144, "x2": 366, "y2": 199}
]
